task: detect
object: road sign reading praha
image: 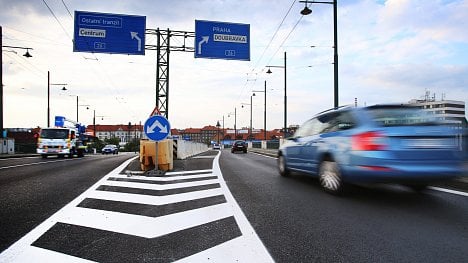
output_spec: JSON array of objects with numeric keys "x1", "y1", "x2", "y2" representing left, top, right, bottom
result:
[
  {"x1": 74, "y1": 11, "x2": 146, "y2": 55},
  {"x1": 144, "y1": 115, "x2": 171, "y2": 142},
  {"x1": 195, "y1": 20, "x2": 250, "y2": 61}
]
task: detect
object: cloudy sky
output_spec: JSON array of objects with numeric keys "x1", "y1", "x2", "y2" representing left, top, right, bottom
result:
[{"x1": 1, "y1": 0, "x2": 467, "y2": 131}]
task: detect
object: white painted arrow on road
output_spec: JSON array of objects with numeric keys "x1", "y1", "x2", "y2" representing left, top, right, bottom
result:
[
  {"x1": 197, "y1": 36, "x2": 209, "y2": 55},
  {"x1": 131, "y1": 32, "x2": 142, "y2": 52},
  {"x1": 147, "y1": 120, "x2": 168, "y2": 134}
]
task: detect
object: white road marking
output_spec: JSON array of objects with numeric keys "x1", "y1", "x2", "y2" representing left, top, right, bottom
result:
[
  {"x1": 429, "y1": 186, "x2": 468, "y2": 197},
  {"x1": 0, "y1": 159, "x2": 74, "y2": 170},
  {"x1": 57, "y1": 204, "x2": 234, "y2": 238},
  {"x1": 192, "y1": 156, "x2": 216, "y2": 159},
  {"x1": 86, "y1": 188, "x2": 224, "y2": 205},
  {"x1": 111, "y1": 172, "x2": 216, "y2": 181},
  {"x1": 251, "y1": 151, "x2": 468, "y2": 197},
  {"x1": 0, "y1": 153, "x2": 274, "y2": 262},
  {"x1": 100, "y1": 178, "x2": 220, "y2": 190}
]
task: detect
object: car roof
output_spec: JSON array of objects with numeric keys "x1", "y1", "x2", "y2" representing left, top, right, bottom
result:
[{"x1": 314, "y1": 103, "x2": 417, "y2": 117}]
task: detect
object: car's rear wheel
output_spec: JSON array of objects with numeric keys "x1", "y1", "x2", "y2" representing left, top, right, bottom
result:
[
  {"x1": 278, "y1": 155, "x2": 290, "y2": 177},
  {"x1": 318, "y1": 160, "x2": 343, "y2": 194}
]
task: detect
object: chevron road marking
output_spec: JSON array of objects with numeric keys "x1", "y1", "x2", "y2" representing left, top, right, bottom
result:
[{"x1": 0, "y1": 153, "x2": 273, "y2": 263}]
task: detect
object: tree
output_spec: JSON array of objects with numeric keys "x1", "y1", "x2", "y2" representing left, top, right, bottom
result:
[{"x1": 124, "y1": 138, "x2": 140, "y2": 152}]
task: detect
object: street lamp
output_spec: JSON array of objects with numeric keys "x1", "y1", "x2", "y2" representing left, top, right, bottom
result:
[
  {"x1": 241, "y1": 95, "x2": 253, "y2": 140},
  {"x1": 228, "y1": 108, "x2": 237, "y2": 139},
  {"x1": 74, "y1": 95, "x2": 89, "y2": 123},
  {"x1": 1, "y1": 26, "x2": 34, "y2": 137},
  {"x1": 216, "y1": 116, "x2": 225, "y2": 144},
  {"x1": 253, "y1": 80, "x2": 267, "y2": 140},
  {"x1": 300, "y1": 0, "x2": 339, "y2": 108},
  {"x1": 266, "y1": 51, "x2": 287, "y2": 138},
  {"x1": 216, "y1": 120, "x2": 221, "y2": 144},
  {"x1": 90, "y1": 109, "x2": 106, "y2": 139},
  {"x1": 47, "y1": 71, "x2": 67, "y2": 127}
]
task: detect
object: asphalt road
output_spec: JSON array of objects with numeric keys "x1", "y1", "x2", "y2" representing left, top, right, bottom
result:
[
  {"x1": 0, "y1": 153, "x2": 137, "y2": 252},
  {"x1": 220, "y1": 150, "x2": 468, "y2": 263},
  {"x1": 1, "y1": 150, "x2": 467, "y2": 262}
]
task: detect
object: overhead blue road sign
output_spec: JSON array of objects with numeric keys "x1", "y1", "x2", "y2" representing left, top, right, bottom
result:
[
  {"x1": 195, "y1": 20, "x2": 250, "y2": 61},
  {"x1": 74, "y1": 11, "x2": 146, "y2": 55},
  {"x1": 144, "y1": 115, "x2": 171, "y2": 142}
]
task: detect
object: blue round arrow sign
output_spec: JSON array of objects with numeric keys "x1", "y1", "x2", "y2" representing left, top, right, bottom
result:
[{"x1": 144, "y1": 115, "x2": 171, "y2": 141}]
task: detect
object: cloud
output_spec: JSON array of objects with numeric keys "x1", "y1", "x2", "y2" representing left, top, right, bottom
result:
[{"x1": 1, "y1": 0, "x2": 466, "y2": 129}]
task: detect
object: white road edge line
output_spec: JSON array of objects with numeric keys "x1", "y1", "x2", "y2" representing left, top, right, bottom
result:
[
  {"x1": 429, "y1": 186, "x2": 468, "y2": 197},
  {"x1": 251, "y1": 151, "x2": 468, "y2": 197},
  {"x1": 0, "y1": 156, "x2": 139, "y2": 262},
  {"x1": 176, "y1": 151, "x2": 274, "y2": 262}
]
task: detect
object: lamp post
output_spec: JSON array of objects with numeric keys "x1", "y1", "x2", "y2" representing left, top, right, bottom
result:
[
  {"x1": 253, "y1": 80, "x2": 267, "y2": 140},
  {"x1": 241, "y1": 95, "x2": 253, "y2": 140},
  {"x1": 1, "y1": 26, "x2": 34, "y2": 137},
  {"x1": 216, "y1": 120, "x2": 221, "y2": 144},
  {"x1": 91, "y1": 110, "x2": 106, "y2": 139},
  {"x1": 300, "y1": 0, "x2": 339, "y2": 108},
  {"x1": 228, "y1": 108, "x2": 237, "y2": 140},
  {"x1": 75, "y1": 96, "x2": 89, "y2": 123},
  {"x1": 266, "y1": 51, "x2": 287, "y2": 138},
  {"x1": 47, "y1": 71, "x2": 67, "y2": 127}
]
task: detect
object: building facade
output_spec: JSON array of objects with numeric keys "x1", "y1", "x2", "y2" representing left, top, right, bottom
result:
[
  {"x1": 90, "y1": 124, "x2": 143, "y2": 145},
  {"x1": 407, "y1": 98, "x2": 466, "y2": 125}
]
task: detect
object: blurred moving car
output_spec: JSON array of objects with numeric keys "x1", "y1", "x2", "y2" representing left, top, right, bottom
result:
[
  {"x1": 212, "y1": 143, "x2": 221, "y2": 150},
  {"x1": 232, "y1": 140, "x2": 247, "y2": 153},
  {"x1": 102, "y1": 144, "x2": 119, "y2": 155},
  {"x1": 278, "y1": 104, "x2": 465, "y2": 194}
]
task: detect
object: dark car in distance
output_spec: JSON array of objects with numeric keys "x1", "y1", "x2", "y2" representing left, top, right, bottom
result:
[
  {"x1": 278, "y1": 104, "x2": 465, "y2": 195},
  {"x1": 231, "y1": 140, "x2": 247, "y2": 153}
]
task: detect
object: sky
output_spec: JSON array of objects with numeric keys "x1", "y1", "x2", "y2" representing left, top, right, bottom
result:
[{"x1": 1, "y1": 0, "x2": 467, "y2": 131}]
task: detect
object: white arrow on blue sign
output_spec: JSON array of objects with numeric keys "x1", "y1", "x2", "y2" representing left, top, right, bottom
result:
[
  {"x1": 73, "y1": 10, "x2": 146, "y2": 55},
  {"x1": 195, "y1": 20, "x2": 250, "y2": 61},
  {"x1": 144, "y1": 115, "x2": 171, "y2": 142}
]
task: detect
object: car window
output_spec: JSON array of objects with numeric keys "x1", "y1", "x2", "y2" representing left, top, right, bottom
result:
[
  {"x1": 295, "y1": 118, "x2": 329, "y2": 137},
  {"x1": 366, "y1": 106, "x2": 438, "y2": 127},
  {"x1": 294, "y1": 119, "x2": 313, "y2": 137},
  {"x1": 321, "y1": 111, "x2": 356, "y2": 133},
  {"x1": 40, "y1": 129, "x2": 69, "y2": 139}
]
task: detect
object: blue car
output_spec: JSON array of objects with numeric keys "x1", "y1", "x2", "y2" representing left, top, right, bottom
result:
[{"x1": 278, "y1": 105, "x2": 465, "y2": 194}]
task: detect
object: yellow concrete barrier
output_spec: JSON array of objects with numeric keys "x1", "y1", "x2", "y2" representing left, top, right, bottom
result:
[{"x1": 139, "y1": 139, "x2": 173, "y2": 171}]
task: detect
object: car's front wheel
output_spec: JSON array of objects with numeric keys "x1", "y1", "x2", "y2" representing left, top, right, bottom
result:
[
  {"x1": 278, "y1": 155, "x2": 290, "y2": 177},
  {"x1": 318, "y1": 160, "x2": 344, "y2": 194}
]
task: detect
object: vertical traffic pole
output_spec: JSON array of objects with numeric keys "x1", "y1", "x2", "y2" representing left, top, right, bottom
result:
[
  {"x1": 0, "y1": 26, "x2": 3, "y2": 138},
  {"x1": 155, "y1": 141, "x2": 159, "y2": 173}
]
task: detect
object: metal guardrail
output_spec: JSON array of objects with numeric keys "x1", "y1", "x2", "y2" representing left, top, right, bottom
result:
[{"x1": 267, "y1": 141, "x2": 280, "y2": 149}]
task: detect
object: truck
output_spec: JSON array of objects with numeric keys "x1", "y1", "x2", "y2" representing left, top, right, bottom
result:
[{"x1": 36, "y1": 116, "x2": 88, "y2": 158}]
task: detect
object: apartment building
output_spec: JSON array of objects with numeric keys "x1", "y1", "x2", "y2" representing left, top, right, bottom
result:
[
  {"x1": 90, "y1": 124, "x2": 143, "y2": 144},
  {"x1": 408, "y1": 97, "x2": 466, "y2": 125}
]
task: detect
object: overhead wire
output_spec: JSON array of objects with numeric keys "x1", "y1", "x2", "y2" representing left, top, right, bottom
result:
[
  {"x1": 251, "y1": 0, "x2": 297, "y2": 72},
  {"x1": 235, "y1": 0, "x2": 303, "y2": 110},
  {"x1": 41, "y1": 0, "x2": 72, "y2": 40},
  {"x1": 234, "y1": 0, "x2": 297, "y2": 107},
  {"x1": 41, "y1": 0, "x2": 140, "y2": 122},
  {"x1": 61, "y1": 0, "x2": 73, "y2": 19}
]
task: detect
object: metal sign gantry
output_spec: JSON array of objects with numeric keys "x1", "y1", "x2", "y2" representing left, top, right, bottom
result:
[{"x1": 145, "y1": 29, "x2": 195, "y2": 118}]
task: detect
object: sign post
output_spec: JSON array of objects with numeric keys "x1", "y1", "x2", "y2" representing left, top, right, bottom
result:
[
  {"x1": 195, "y1": 20, "x2": 250, "y2": 61},
  {"x1": 144, "y1": 115, "x2": 171, "y2": 176},
  {"x1": 74, "y1": 11, "x2": 146, "y2": 55}
]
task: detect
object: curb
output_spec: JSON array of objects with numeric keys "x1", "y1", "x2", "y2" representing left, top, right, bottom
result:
[{"x1": 0, "y1": 154, "x2": 39, "y2": 159}]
